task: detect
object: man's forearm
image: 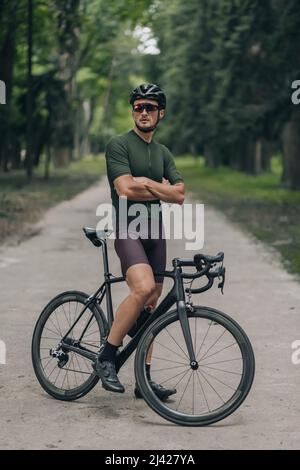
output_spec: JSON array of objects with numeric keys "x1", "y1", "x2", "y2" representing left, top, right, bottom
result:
[
  {"x1": 145, "y1": 179, "x2": 184, "y2": 204},
  {"x1": 125, "y1": 182, "x2": 158, "y2": 201}
]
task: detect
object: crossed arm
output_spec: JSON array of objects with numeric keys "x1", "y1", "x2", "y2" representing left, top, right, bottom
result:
[{"x1": 113, "y1": 175, "x2": 185, "y2": 205}]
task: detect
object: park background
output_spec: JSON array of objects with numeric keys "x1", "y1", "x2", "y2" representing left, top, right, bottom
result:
[{"x1": 0, "y1": 0, "x2": 300, "y2": 275}]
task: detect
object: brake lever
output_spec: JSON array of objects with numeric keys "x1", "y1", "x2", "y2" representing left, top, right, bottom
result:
[{"x1": 218, "y1": 267, "x2": 226, "y2": 294}]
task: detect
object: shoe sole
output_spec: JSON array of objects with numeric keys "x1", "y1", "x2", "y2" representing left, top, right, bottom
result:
[
  {"x1": 101, "y1": 381, "x2": 125, "y2": 393},
  {"x1": 134, "y1": 388, "x2": 176, "y2": 401}
]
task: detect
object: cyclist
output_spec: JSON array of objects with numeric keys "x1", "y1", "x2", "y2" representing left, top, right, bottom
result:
[{"x1": 96, "y1": 83, "x2": 185, "y2": 400}]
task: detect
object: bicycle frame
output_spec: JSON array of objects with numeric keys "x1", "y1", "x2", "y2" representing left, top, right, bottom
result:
[{"x1": 60, "y1": 236, "x2": 198, "y2": 372}]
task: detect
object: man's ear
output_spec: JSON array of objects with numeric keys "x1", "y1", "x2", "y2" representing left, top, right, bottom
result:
[{"x1": 159, "y1": 109, "x2": 165, "y2": 120}]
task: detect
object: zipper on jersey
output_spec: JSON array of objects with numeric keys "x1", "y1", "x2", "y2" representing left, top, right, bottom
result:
[
  {"x1": 148, "y1": 144, "x2": 151, "y2": 176},
  {"x1": 147, "y1": 144, "x2": 152, "y2": 217}
]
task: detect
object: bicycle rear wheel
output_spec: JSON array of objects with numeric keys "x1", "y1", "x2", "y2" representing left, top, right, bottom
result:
[
  {"x1": 135, "y1": 306, "x2": 255, "y2": 426},
  {"x1": 32, "y1": 291, "x2": 107, "y2": 401}
]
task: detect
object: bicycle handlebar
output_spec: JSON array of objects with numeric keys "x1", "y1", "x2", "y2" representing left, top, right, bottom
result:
[{"x1": 178, "y1": 251, "x2": 225, "y2": 295}]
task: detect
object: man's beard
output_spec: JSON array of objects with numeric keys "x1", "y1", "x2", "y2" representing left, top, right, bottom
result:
[{"x1": 135, "y1": 113, "x2": 160, "y2": 133}]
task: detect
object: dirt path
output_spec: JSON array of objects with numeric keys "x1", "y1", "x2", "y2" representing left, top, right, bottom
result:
[{"x1": 0, "y1": 177, "x2": 299, "y2": 449}]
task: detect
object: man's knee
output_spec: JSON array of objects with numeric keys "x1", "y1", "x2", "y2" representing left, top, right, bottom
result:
[
  {"x1": 145, "y1": 283, "x2": 163, "y2": 309},
  {"x1": 132, "y1": 279, "x2": 156, "y2": 303}
]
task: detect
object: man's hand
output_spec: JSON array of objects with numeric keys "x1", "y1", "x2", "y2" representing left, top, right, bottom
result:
[{"x1": 162, "y1": 178, "x2": 170, "y2": 185}]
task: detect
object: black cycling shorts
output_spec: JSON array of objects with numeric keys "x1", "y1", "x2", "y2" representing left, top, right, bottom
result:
[{"x1": 114, "y1": 216, "x2": 166, "y2": 284}]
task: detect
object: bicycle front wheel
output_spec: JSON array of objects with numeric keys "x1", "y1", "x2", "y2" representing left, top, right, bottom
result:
[
  {"x1": 135, "y1": 306, "x2": 255, "y2": 426},
  {"x1": 32, "y1": 290, "x2": 107, "y2": 401}
]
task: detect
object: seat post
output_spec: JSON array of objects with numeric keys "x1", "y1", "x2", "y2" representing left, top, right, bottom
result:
[
  {"x1": 101, "y1": 239, "x2": 110, "y2": 277},
  {"x1": 101, "y1": 238, "x2": 114, "y2": 329}
]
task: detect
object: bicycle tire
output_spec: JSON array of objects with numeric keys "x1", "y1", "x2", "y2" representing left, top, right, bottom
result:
[
  {"x1": 135, "y1": 306, "x2": 255, "y2": 426},
  {"x1": 32, "y1": 290, "x2": 108, "y2": 401}
]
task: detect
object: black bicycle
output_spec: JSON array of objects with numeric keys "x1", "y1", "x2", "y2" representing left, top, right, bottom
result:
[{"x1": 31, "y1": 227, "x2": 255, "y2": 426}]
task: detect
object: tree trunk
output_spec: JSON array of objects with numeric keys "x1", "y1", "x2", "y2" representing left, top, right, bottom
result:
[
  {"x1": 44, "y1": 145, "x2": 52, "y2": 180},
  {"x1": 51, "y1": 1, "x2": 81, "y2": 166},
  {"x1": 102, "y1": 55, "x2": 116, "y2": 127},
  {"x1": 261, "y1": 139, "x2": 272, "y2": 172},
  {"x1": 282, "y1": 108, "x2": 300, "y2": 190},
  {"x1": 0, "y1": 1, "x2": 17, "y2": 172},
  {"x1": 53, "y1": 147, "x2": 70, "y2": 167},
  {"x1": 26, "y1": 0, "x2": 34, "y2": 180},
  {"x1": 204, "y1": 143, "x2": 220, "y2": 168},
  {"x1": 229, "y1": 142, "x2": 242, "y2": 170}
]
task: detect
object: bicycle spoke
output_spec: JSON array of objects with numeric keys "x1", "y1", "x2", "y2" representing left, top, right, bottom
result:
[
  {"x1": 176, "y1": 370, "x2": 193, "y2": 411},
  {"x1": 66, "y1": 367, "x2": 70, "y2": 390},
  {"x1": 60, "y1": 368, "x2": 91, "y2": 375},
  {"x1": 199, "y1": 342, "x2": 237, "y2": 363},
  {"x1": 47, "y1": 361, "x2": 59, "y2": 380},
  {"x1": 83, "y1": 329, "x2": 101, "y2": 338},
  {"x1": 193, "y1": 318, "x2": 197, "y2": 361},
  {"x1": 70, "y1": 353, "x2": 79, "y2": 387},
  {"x1": 53, "y1": 366, "x2": 62, "y2": 387},
  {"x1": 151, "y1": 364, "x2": 187, "y2": 373},
  {"x1": 41, "y1": 355, "x2": 53, "y2": 371},
  {"x1": 151, "y1": 356, "x2": 187, "y2": 366},
  {"x1": 54, "y1": 309, "x2": 63, "y2": 337},
  {"x1": 198, "y1": 328, "x2": 227, "y2": 362},
  {"x1": 201, "y1": 357, "x2": 242, "y2": 366},
  {"x1": 197, "y1": 369, "x2": 225, "y2": 403},
  {"x1": 195, "y1": 368, "x2": 210, "y2": 412},
  {"x1": 155, "y1": 339, "x2": 188, "y2": 362},
  {"x1": 47, "y1": 317, "x2": 62, "y2": 337},
  {"x1": 43, "y1": 326, "x2": 61, "y2": 337},
  {"x1": 60, "y1": 303, "x2": 71, "y2": 330},
  {"x1": 73, "y1": 301, "x2": 79, "y2": 328},
  {"x1": 200, "y1": 364, "x2": 242, "y2": 376},
  {"x1": 200, "y1": 367, "x2": 237, "y2": 391},
  {"x1": 192, "y1": 370, "x2": 195, "y2": 415},
  {"x1": 61, "y1": 367, "x2": 68, "y2": 389},
  {"x1": 159, "y1": 366, "x2": 190, "y2": 386},
  {"x1": 74, "y1": 352, "x2": 83, "y2": 374},
  {"x1": 196, "y1": 320, "x2": 212, "y2": 359},
  {"x1": 172, "y1": 367, "x2": 191, "y2": 389},
  {"x1": 164, "y1": 326, "x2": 189, "y2": 360}
]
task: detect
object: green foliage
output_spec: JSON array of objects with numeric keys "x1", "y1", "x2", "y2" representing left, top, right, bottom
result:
[
  {"x1": 147, "y1": 0, "x2": 300, "y2": 181},
  {"x1": 176, "y1": 155, "x2": 300, "y2": 276}
]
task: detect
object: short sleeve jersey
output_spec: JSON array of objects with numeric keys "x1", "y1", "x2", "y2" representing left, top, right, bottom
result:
[{"x1": 105, "y1": 129, "x2": 184, "y2": 220}]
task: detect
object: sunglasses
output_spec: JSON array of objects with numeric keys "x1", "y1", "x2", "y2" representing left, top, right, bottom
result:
[{"x1": 133, "y1": 103, "x2": 159, "y2": 113}]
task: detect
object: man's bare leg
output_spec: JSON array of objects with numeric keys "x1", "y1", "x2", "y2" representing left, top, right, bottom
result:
[
  {"x1": 107, "y1": 263, "x2": 156, "y2": 346},
  {"x1": 144, "y1": 283, "x2": 163, "y2": 364}
]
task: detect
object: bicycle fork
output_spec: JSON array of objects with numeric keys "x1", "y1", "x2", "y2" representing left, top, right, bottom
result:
[
  {"x1": 175, "y1": 265, "x2": 198, "y2": 368},
  {"x1": 177, "y1": 300, "x2": 197, "y2": 367}
]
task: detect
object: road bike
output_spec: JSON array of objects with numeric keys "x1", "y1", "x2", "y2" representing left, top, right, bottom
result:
[{"x1": 31, "y1": 227, "x2": 255, "y2": 426}]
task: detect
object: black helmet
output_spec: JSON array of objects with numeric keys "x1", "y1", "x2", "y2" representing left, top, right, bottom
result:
[{"x1": 129, "y1": 83, "x2": 166, "y2": 109}]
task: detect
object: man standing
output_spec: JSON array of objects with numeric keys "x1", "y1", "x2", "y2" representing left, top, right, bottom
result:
[{"x1": 96, "y1": 83, "x2": 185, "y2": 399}]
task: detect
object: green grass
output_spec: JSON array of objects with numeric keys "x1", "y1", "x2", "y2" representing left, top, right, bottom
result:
[
  {"x1": 176, "y1": 156, "x2": 300, "y2": 277},
  {"x1": 0, "y1": 154, "x2": 106, "y2": 243}
]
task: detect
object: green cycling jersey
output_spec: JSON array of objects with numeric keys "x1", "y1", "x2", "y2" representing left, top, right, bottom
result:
[{"x1": 105, "y1": 129, "x2": 184, "y2": 219}]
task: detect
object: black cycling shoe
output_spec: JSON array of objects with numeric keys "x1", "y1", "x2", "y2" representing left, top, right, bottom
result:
[
  {"x1": 93, "y1": 359, "x2": 125, "y2": 393},
  {"x1": 134, "y1": 380, "x2": 177, "y2": 401}
]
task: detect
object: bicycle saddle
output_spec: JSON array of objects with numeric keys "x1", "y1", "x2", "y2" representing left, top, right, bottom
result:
[{"x1": 83, "y1": 227, "x2": 113, "y2": 247}]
